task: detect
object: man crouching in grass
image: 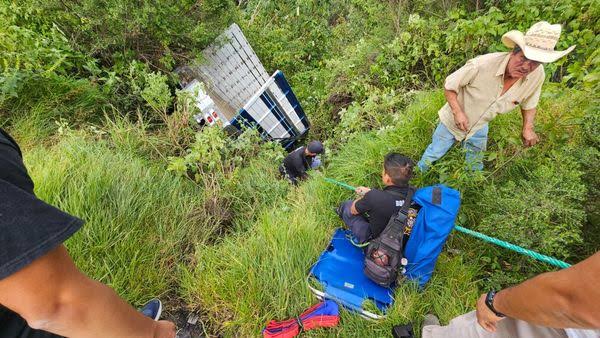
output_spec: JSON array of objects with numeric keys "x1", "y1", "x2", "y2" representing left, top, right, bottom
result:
[
  {"x1": 335, "y1": 153, "x2": 418, "y2": 244},
  {"x1": 0, "y1": 128, "x2": 175, "y2": 338}
]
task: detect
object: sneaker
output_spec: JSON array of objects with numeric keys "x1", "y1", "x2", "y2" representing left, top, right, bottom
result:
[
  {"x1": 423, "y1": 314, "x2": 440, "y2": 327},
  {"x1": 333, "y1": 205, "x2": 343, "y2": 218},
  {"x1": 140, "y1": 299, "x2": 163, "y2": 321}
]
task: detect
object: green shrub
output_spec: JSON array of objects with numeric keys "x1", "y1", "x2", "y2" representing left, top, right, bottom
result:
[
  {"x1": 180, "y1": 174, "x2": 481, "y2": 336},
  {"x1": 2, "y1": 77, "x2": 107, "y2": 147},
  {"x1": 324, "y1": 0, "x2": 599, "y2": 124},
  {"x1": 476, "y1": 150, "x2": 586, "y2": 259},
  {"x1": 7, "y1": 0, "x2": 236, "y2": 71},
  {"x1": 168, "y1": 126, "x2": 289, "y2": 230}
]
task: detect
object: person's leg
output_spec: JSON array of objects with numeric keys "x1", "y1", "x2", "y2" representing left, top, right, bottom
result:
[
  {"x1": 417, "y1": 122, "x2": 457, "y2": 172},
  {"x1": 0, "y1": 245, "x2": 175, "y2": 338},
  {"x1": 338, "y1": 200, "x2": 371, "y2": 243},
  {"x1": 422, "y1": 311, "x2": 568, "y2": 338},
  {"x1": 279, "y1": 164, "x2": 298, "y2": 185},
  {"x1": 310, "y1": 156, "x2": 321, "y2": 169},
  {"x1": 463, "y1": 124, "x2": 489, "y2": 171}
]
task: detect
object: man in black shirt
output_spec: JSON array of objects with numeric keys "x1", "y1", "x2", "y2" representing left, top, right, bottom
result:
[
  {"x1": 336, "y1": 153, "x2": 416, "y2": 243},
  {"x1": 279, "y1": 140, "x2": 324, "y2": 185},
  {"x1": 0, "y1": 128, "x2": 175, "y2": 338}
]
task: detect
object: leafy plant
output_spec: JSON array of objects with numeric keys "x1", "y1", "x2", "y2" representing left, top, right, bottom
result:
[{"x1": 476, "y1": 150, "x2": 586, "y2": 259}]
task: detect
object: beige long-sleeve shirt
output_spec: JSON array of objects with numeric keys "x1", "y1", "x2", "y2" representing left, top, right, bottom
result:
[{"x1": 439, "y1": 52, "x2": 545, "y2": 141}]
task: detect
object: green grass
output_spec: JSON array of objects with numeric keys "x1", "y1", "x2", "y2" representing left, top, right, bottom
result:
[
  {"x1": 178, "y1": 87, "x2": 597, "y2": 336},
  {"x1": 3, "y1": 76, "x2": 107, "y2": 148},
  {"x1": 180, "y1": 173, "x2": 481, "y2": 336},
  {"x1": 14, "y1": 86, "x2": 597, "y2": 337},
  {"x1": 3, "y1": 1, "x2": 599, "y2": 336},
  {"x1": 24, "y1": 132, "x2": 211, "y2": 307}
]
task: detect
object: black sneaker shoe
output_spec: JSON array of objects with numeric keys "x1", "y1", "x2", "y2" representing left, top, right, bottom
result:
[
  {"x1": 333, "y1": 205, "x2": 343, "y2": 218},
  {"x1": 140, "y1": 299, "x2": 162, "y2": 321}
]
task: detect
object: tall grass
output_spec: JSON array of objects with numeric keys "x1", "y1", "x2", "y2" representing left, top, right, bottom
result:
[
  {"x1": 24, "y1": 132, "x2": 211, "y2": 307},
  {"x1": 3, "y1": 77, "x2": 107, "y2": 147},
  {"x1": 14, "y1": 86, "x2": 596, "y2": 336},
  {"x1": 180, "y1": 171, "x2": 481, "y2": 336},
  {"x1": 179, "y1": 87, "x2": 596, "y2": 336}
]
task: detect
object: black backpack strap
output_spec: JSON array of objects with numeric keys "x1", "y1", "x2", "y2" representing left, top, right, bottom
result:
[
  {"x1": 432, "y1": 186, "x2": 442, "y2": 205},
  {"x1": 399, "y1": 186, "x2": 415, "y2": 215},
  {"x1": 388, "y1": 186, "x2": 415, "y2": 225}
]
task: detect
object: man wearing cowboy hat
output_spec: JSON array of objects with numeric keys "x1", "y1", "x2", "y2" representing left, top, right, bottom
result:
[{"x1": 417, "y1": 21, "x2": 576, "y2": 172}]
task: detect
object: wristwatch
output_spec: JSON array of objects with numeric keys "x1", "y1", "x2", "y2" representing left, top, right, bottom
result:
[{"x1": 485, "y1": 290, "x2": 506, "y2": 318}]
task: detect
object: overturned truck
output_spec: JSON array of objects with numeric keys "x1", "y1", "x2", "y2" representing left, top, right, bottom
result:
[{"x1": 177, "y1": 24, "x2": 309, "y2": 149}]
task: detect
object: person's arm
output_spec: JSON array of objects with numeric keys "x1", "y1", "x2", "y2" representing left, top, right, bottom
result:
[
  {"x1": 287, "y1": 151, "x2": 309, "y2": 180},
  {"x1": 521, "y1": 107, "x2": 539, "y2": 147},
  {"x1": 0, "y1": 245, "x2": 175, "y2": 338},
  {"x1": 350, "y1": 187, "x2": 371, "y2": 215},
  {"x1": 476, "y1": 252, "x2": 600, "y2": 332},
  {"x1": 443, "y1": 60, "x2": 478, "y2": 132},
  {"x1": 519, "y1": 71, "x2": 543, "y2": 147},
  {"x1": 445, "y1": 89, "x2": 469, "y2": 132}
]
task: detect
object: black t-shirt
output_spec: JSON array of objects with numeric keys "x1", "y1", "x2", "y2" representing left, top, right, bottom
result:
[
  {"x1": 0, "y1": 128, "x2": 84, "y2": 280},
  {"x1": 282, "y1": 146, "x2": 314, "y2": 179},
  {"x1": 354, "y1": 185, "x2": 417, "y2": 238}
]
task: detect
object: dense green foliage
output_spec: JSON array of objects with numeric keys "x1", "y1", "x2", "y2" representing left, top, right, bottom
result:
[
  {"x1": 1, "y1": 0, "x2": 598, "y2": 336},
  {"x1": 241, "y1": 0, "x2": 599, "y2": 138},
  {"x1": 24, "y1": 121, "x2": 288, "y2": 308}
]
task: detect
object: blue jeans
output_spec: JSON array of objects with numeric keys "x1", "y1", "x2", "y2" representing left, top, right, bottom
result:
[
  {"x1": 310, "y1": 156, "x2": 321, "y2": 169},
  {"x1": 417, "y1": 122, "x2": 488, "y2": 172}
]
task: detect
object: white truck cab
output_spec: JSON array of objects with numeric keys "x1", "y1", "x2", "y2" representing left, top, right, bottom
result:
[
  {"x1": 176, "y1": 24, "x2": 309, "y2": 149},
  {"x1": 181, "y1": 79, "x2": 227, "y2": 128}
]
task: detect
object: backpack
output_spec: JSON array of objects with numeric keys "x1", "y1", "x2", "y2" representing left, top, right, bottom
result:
[
  {"x1": 364, "y1": 187, "x2": 415, "y2": 287},
  {"x1": 403, "y1": 185, "x2": 460, "y2": 287}
]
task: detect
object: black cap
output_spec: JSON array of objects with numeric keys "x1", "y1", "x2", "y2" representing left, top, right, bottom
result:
[{"x1": 307, "y1": 140, "x2": 324, "y2": 154}]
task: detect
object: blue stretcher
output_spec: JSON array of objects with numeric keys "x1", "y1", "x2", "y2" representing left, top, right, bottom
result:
[
  {"x1": 307, "y1": 228, "x2": 395, "y2": 320},
  {"x1": 308, "y1": 185, "x2": 461, "y2": 319}
]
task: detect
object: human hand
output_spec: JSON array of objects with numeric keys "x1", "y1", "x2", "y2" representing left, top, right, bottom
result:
[
  {"x1": 453, "y1": 110, "x2": 469, "y2": 132},
  {"x1": 355, "y1": 186, "x2": 371, "y2": 196},
  {"x1": 522, "y1": 128, "x2": 539, "y2": 147},
  {"x1": 476, "y1": 293, "x2": 504, "y2": 333},
  {"x1": 153, "y1": 320, "x2": 176, "y2": 338}
]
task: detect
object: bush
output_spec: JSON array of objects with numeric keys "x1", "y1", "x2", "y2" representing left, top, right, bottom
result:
[
  {"x1": 3, "y1": 0, "x2": 600, "y2": 335},
  {"x1": 168, "y1": 126, "x2": 289, "y2": 231},
  {"x1": 7, "y1": 0, "x2": 236, "y2": 71},
  {"x1": 324, "y1": 0, "x2": 599, "y2": 131},
  {"x1": 476, "y1": 150, "x2": 586, "y2": 259}
]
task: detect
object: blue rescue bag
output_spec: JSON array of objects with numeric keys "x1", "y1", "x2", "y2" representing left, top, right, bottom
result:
[{"x1": 404, "y1": 184, "x2": 460, "y2": 287}]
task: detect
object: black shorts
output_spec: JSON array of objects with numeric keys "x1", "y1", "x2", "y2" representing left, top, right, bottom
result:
[
  {"x1": 0, "y1": 306, "x2": 63, "y2": 338},
  {"x1": 0, "y1": 129, "x2": 82, "y2": 338}
]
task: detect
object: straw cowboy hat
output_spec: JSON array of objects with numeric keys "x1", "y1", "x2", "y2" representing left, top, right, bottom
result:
[{"x1": 502, "y1": 21, "x2": 576, "y2": 63}]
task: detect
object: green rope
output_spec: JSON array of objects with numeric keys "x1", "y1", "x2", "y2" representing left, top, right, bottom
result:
[
  {"x1": 324, "y1": 177, "x2": 572, "y2": 269},
  {"x1": 324, "y1": 177, "x2": 356, "y2": 191},
  {"x1": 453, "y1": 225, "x2": 571, "y2": 269}
]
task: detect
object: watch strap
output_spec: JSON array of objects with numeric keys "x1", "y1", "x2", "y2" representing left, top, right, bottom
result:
[{"x1": 485, "y1": 290, "x2": 506, "y2": 318}]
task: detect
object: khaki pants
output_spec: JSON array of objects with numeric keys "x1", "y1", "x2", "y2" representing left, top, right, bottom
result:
[{"x1": 422, "y1": 311, "x2": 569, "y2": 338}]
